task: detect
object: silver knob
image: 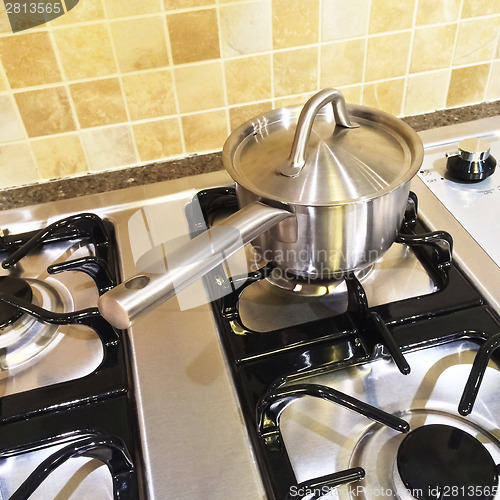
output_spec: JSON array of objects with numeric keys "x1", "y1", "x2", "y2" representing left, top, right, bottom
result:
[{"x1": 458, "y1": 138, "x2": 491, "y2": 163}]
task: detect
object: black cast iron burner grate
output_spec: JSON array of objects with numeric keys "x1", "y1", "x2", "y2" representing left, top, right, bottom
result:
[
  {"x1": 0, "y1": 396, "x2": 140, "y2": 500},
  {"x1": 0, "y1": 213, "x2": 142, "y2": 499},
  {"x1": 188, "y1": 186, "x2": 500, "y2": 500}
]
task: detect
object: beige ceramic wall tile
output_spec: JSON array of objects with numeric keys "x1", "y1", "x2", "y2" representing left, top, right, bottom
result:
[
  {"x1": 31, "y1": 135, "x2": 88, "y2": 180},
  {"x1": 82, "y1": 125, "x2": 137, "y2": 171},
  {"x1": 50, "y1": 0, "x2": 105, "y2": 25},
  {"x1": 274, "y1": 91, "x2": 316, "y2": 108},
  {"x1": 54, "y1": 24, "x2": 116, "y2": 80},
  {"x1": 274, "y1": 47, "x2": 318, "y2": 97},
  {"x1": 0, "y1": 32, "x2": 61, "y2": 88},
  {"x1": 322, "y1": 0, "x2": 370, "y2": 41},
  {"x1": 272, "y1": 0, "x2": 319, "y2": 49},
  {"x1": 0, "y1": 6, "x2": 12, "y2": 33},
  {"x1": 462, "y1": 0, "x2": 500, "y2": 18},
  {"x1": 369, "y1": 0, "x2": 415, "y2": 34},
  {"x1": 133, "y1": 118, "x2": 183, "y2": 162},
  {"x1": 320, "y1": 39, "x2": 364, "y2": 87},
  {"x1": 229, "y1": 101, "x2": 273, "y2": 130},
  {"x1": 111, "y1": 17, "x2": 169, "y2": 72},
  {"x1": 0, "y1": 143, "x2": 38, "y2": 188},
  {"x1": 405, "y1": 70, "x2": 449, "y2": 115},
  {"x1": 219, "y1": 1, "x2": 271, "y2": 57},
  {"x1": 454, "y1": 18, "x2": 500, "y2": 66},
  {"x1": 182, "y1": 109, "x2": 227, "y2": 152},
  {"x1": 123, "y1": 70, "x2": 177, "y2": 120},
  {"x1": 363, "y1": 78, "x2": 405, "y2": 115},
  {"x1": 225, "y1": 55, "x2": 271, "y2": 105},
  {"x1": 15, "y1": 87, "x2": 75, "y2": 137},
  {"x1": 338, "y1": 85, "x2": 362, "y2": 104},
  {"x1": 0, "y1": 60, "x2": 8, "y2": 92},
  {"x1": 447, "y1": 64, "x2": 490, "y2": 107},
  {"x1": 174, "y1": 61, "x2": 224, "y2": 113},
  {"x1": 70, "y1": 78, "x2": 127, "y2": 128},
  {"x1": 0, "y1": 72, "x2": 6, "y2": 92},
  {"x1": 0, "y1": 95, "x2": 25, "y2": 142},
  {"x1": 165, "y1": 0, "x2": 213, "y2": 8},
  {"x1": 416, "y1": 0, "x2": 460, "y2": 25},
  {"x1": 410, "y1": 25, "x2": 457, "y2": 73},
  {"x1": 106, "y1": 0, "x2": 162, "y2": 18},
  {"x1": 365, "y1": 32, "x2": 411, "y2": 81},
  {"x1": 168, "y1": 9, "x2": 220, "y2": 64},
  {"x1": 486, "y1": 61, "x2": 500, "y2": 101}
]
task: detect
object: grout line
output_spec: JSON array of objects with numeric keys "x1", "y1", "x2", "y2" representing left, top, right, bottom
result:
[
  {"x1": 0, "y1": 8, "x2": 498, "y2": 39},
  {"x1": 2, "y1": 67, "x2": 471, "y2": 148},
  {"x1": 315, "y1": 44, "x2": 320, "y2": 93},
  {"x1": 100, "y1": 0, "x2": 140, "y2": 166},
  {"x1": 400, "y1": 0, "x2": 419, "y2": 116},
  {"x1": 7, "y1": 18, "x2": 499, "y2": 96},
  {"x1": 266, "y1": 0, "x2": 277, "y2": 109},
  {"x1": 317, "y1": 0, "x2": 322, "y2": 90},
  {"x1": 483, "y1": 18, "x2": 500, "y2": 101},
  {"x1": 446, "y1": 0, "x2": 465, "y2": 107},
  {"x1": 2, "y1": 58, "x2": 493, "y2": 148},
  {"x1": 215, "y1": 3, "x2": 230, "y2": 134},
  {"x1": 0, "y1": 63, "x2": 29, "y2": 143},
  {"x1": 36, "y1": 23, "x2": 89, "y2": 172},
  {"x1": 268, "y1": 0, "x2": 276, "y2": 108},
  {"x1": 3, "y1": 9, "x2": 499, "y2": 37},
  {"x1": 161, "y1": 2, "x2": 187, "y2": 155},
  {"x1": 483, "y1": 62, "x2": 494, "y2": 103},
  {"x1": 0, "y1": 84, "x2": 380, "y2": 148},
  {"x1": 360, "y1": 0, "x2": 372, "y2": 104},
  {"x1": 45, "y1": 24, "x2": 78, "y2": 128},
  {"x1": 439, "y1": 0, "x2": 469, "y2": 111}
]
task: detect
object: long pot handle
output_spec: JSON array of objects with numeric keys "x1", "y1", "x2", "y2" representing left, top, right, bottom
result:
[
  {"x1": 98, "y1": 201, "x2": 292, "y2": 329},
  {"x1": 280, "y1": 88, "x2": 359, "y2": 178}
]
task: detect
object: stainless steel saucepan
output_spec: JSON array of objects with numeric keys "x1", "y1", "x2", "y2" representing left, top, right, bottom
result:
[{"x1": 98, "y1": 89, "x2": 423, "y2": 329}]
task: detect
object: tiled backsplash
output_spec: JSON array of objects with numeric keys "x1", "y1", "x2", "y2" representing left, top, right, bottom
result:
[{"x1": 0, "y1": 0, "x2": 499, "y2": 189}]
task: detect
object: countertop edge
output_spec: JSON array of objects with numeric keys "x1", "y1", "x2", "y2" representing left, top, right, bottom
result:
[{"x1": 2, "y1": 100, "x2": 499, "y2": 211}]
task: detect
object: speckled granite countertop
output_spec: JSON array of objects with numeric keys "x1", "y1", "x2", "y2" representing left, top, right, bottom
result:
[{"x1": 2, "y1": 101, "x2": 500, "y2": 211}]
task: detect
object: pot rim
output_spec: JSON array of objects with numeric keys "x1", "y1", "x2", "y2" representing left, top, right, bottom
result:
[{"x1": 223, "y1": 102, "x2": 424, "y2": 207}]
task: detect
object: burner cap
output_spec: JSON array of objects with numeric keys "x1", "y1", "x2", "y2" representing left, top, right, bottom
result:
[
  {"x1": 265, "y1": 265, "x2": 373, "y2": 296},
  {"x1": 397, "y1": 424, "x2": 498, "y2": 500},
  {"x1": 0, "y1": 276, "x2": 33, "y2": 328}
]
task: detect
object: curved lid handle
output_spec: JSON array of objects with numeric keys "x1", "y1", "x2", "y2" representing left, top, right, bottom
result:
[{"x1": 279, "y1": 88, "x2": 359, "y2": 177}]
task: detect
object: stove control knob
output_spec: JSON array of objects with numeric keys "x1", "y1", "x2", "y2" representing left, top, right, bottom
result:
[
  {"x1": 446, "y1": 138, "x2": 496, "y2": 182},
  {"x1": 459, "y1": 138, "x2": 491, "y2": 162}
]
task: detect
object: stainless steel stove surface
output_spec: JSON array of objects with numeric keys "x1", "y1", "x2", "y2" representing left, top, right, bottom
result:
[{"x1": 0, "y1": 115, "x2": 499, "y2": 499}]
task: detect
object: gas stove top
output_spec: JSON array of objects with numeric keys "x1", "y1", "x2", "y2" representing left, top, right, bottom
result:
[{"x1": 0, "y1": 116, "x2": 499, "y2": 499}]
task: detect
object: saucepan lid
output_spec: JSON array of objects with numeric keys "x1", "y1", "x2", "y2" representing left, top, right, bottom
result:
[{"x1": 222, "y1": 89, "x2": 423, "y2": 206}]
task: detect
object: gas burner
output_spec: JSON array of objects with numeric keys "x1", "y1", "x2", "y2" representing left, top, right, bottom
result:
[
  {"x1": 397, "y1": 424, "x2": 498, "y2": 500},
  {"x1": 0, "y1": 276, "x2": 32, "y2": 328},
  {"x1": 264, "y1": 265, "x2": 373, "y2": 297},
  {"x1": 346, "y1": 409, "x2": 500, "y2": 500},
  {"x1": 0, "y1": 277, "x2": 73, "y2": 368},
  {"x1": 236, "y1": 239, "x2": 436, "y2": 333}
]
